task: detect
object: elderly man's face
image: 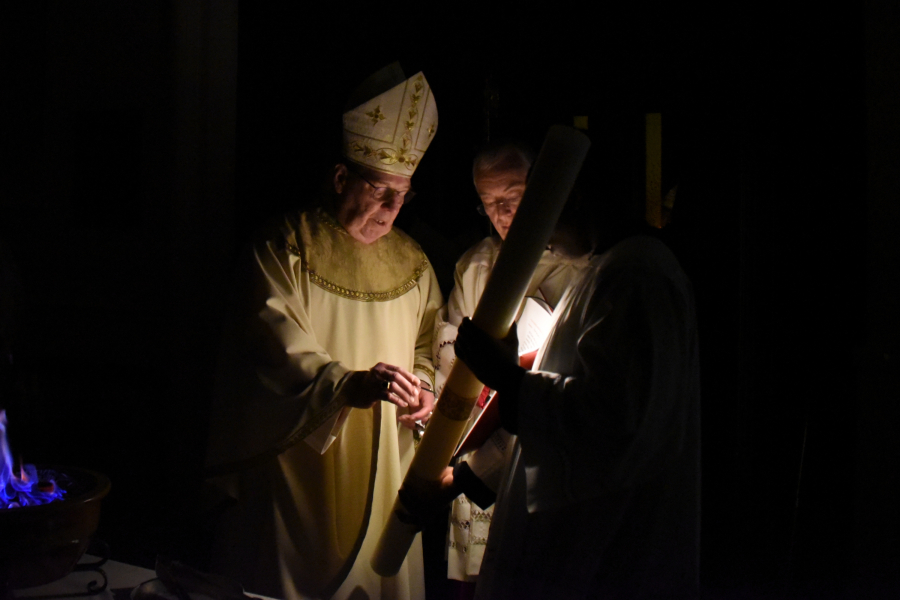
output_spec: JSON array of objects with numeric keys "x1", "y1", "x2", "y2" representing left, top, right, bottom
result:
[
  {"x1": 333, "y1": 164, "x2": 413, "y2": 244},
  {"x1": 474, "y1": 166, "x2": 528, "y2": 241}
]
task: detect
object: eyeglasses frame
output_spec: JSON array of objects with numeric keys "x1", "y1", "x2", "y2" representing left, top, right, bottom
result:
[{"x1": 346, "y1": 164, "x2": 416, "y2": 205}]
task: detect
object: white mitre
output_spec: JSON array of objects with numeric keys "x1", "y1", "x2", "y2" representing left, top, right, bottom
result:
[{"x1": 342, "y1": 63, "x2": 438, "y2": 177}]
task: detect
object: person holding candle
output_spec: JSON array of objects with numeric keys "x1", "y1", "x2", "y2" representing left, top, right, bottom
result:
[
  {"x1": 450, "y1": 170, "x2": 701, "y2": 599},
  {"x1": 430, "y1": 140, "x2": 589, "y2": 596},
  {"x1": 205, "y1": 64, "x2": 441, "y2": 600}
]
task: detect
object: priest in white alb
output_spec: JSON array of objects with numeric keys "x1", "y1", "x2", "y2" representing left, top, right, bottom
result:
[
  {"x1": 205, "y1": 64, "x2": 441, "y2": 600},
  {"x1": 431, "y1": 141, "x2": 588, "y2": 595}
]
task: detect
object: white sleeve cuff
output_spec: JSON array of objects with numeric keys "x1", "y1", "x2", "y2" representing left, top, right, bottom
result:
[
  {"x1": 465, "y1": 428, "x2": 511, "y2": 493},
  {"x1": 304, "y1": 405, "x2": 351, "y2": 454}
]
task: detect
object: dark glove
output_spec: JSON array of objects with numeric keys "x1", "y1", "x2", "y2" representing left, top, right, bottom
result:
[
  {"x1": 452, "y1": 461, "x2": 497, "y2": 509},
  {"x1": 455, "y1": 318, "x2": 525, "y2": 397},
  {"x1": 396, "y1": 466, "x2": 457, "y2": 530}
]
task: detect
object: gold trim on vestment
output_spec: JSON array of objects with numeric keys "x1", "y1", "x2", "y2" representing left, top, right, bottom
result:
[
  {"x1": 413, "y1": 363, "x2": 435, "y2": 391},
  {"x1": 318, "y1": 211, "x2": 348, "y2": 235},
  {"x1": 282, "y1": 394, "x2": 346, "y2": 450},
  {"x1": 289, "y1": 255, "x2": 430, "y2": 302},
  {"x1": 284, "y1": 208, "x2": 431, "y2": 302}
]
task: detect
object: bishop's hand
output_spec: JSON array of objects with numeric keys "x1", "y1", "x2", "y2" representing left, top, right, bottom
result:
[
  {"x1": 455, "y1": 318, "x2": 525, "y2": 396},
  {"x1": 344, "y1": 363, "x2": 422, "y2": 411},
  {"x1": 398, "y1": 387, "x2": 434, "y2": 431}
]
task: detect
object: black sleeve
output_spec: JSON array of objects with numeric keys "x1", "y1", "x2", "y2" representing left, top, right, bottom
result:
[
  {"x1": 497, "y1": 368, "x2": 525, "y2": 434},
  {"x1": 452, "y1": 460, "x2": 497, "y2": 509}
]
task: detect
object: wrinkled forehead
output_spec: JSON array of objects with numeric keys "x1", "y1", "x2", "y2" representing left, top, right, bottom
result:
[
  {"x1": 355, "y1": 163, "x2": 412, "y2": 189},
  {"x1": 474, "y1": 167, "x2": 528, "y2": 193}
]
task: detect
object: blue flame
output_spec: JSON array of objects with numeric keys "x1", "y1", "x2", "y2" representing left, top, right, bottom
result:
[{"x1": 1, "y1": 410, "x2": 66, "y2": 508}]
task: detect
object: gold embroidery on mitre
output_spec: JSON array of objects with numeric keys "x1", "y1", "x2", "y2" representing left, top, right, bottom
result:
[
  {"x1": 366, "y1": 105, "x2": 386, "y2": 125},
  {"x1": 349, "y1": 144, "x2": 419, "y2": 169},
  {"x1": 342, "y1": 71, "x2": 436, "y2": 176}
]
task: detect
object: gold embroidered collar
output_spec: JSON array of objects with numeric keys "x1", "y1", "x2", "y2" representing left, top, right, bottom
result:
[{"x1": 284, "y1": 208, "x2": 429, "y2": 302}]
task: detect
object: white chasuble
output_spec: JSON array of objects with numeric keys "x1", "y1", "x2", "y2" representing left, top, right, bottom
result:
[{"x1": 207, "y1": 207, "x2": 441, "y2": 600}]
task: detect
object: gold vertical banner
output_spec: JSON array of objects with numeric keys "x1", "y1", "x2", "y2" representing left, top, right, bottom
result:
[
  {"x1": 645, "y1": 113, "x2": 662, "y2": 229},
  {"x1": 370, "y1": 125, "x2": 591, "y2": 577}
]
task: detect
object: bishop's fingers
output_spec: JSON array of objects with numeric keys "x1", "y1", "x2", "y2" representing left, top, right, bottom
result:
[{"x1": 392, "y1": 369, "x2": 422, "y2": 410}]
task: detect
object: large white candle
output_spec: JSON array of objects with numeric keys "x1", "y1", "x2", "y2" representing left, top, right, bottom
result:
[{"x1": 371, "y1": 125, "x2": 591, "y2": 576}]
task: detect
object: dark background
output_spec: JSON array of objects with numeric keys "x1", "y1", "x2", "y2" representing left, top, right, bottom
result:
[{"x1": 1, "y1": 2, "x2": 897, "y2": 598}]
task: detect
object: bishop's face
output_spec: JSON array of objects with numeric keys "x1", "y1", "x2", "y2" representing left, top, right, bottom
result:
[
  {"x1": 474, "y1": 166, "x2": 528, "y2": 241},
  {"x1": 333, "y1": 163, "x2": 414, "y2": 244}
]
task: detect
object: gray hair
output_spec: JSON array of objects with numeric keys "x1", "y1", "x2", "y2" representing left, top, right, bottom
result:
[{"x1": 472, "y1": 141, "x2": 534, "y2": 181}]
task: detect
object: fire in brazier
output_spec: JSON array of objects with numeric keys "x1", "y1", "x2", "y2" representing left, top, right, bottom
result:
[{"x1": 0, "y1": 410, "x2": 66, "y2": 509}]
